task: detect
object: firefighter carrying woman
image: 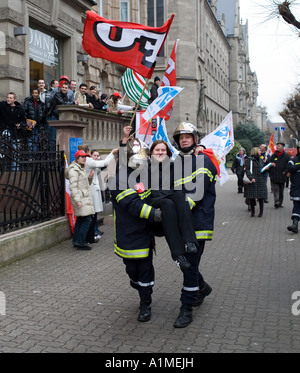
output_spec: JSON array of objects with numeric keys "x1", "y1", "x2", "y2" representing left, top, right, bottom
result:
[{"x1": 109, "y1": 121, "x2": 218, "y2": 328}]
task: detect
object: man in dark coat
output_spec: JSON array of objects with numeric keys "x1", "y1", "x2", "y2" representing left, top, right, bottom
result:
[
  {"x1": 269, "y1": 142, "x2": 291, "y2": 208},
  {"x1": 0, "y1": 92, "x2": 26, "y2": 140},
  {"x1": 148, "y1": 76, "x2": 160, "y2": 104},
  {"x1": 286, "y1": 142, "x2": 300, "y2": 233},
  {"x1": 22, "y1": 88, "x2": 46, "y2": 149}
]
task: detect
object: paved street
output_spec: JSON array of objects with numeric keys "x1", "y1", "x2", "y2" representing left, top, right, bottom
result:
[{"x1": 0, "y1": 172, "x2": 300, "y2": 354}]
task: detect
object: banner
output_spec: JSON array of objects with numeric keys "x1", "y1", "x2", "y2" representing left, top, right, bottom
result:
[
  {"x1": 201, "y1": 111, "x2": 234, "y2": 186},
  {"x1": 267, "y1": 133, "x2": 275, "y2": 156},
  {"x1": 121, "y1": 68, "x2": 150, "y2": 109},
  {"x1": 135, "y1": 111, "x2": 161, "y2": 147},
  {"x1": 135, "y1": 113, "x2": 178, "y2": 158},
  {"x1": 82, "y1": 11, "x2": 174, "y2": 79},
  {"x1": 142, "y1": 86, "x2": 184, "y2": 122},
  {"x1": 158, "y1": 39, "x2": 179, "y2": 120},
  {"x1": 152, "y1": 119, "x2": 179, "y2": 159}
]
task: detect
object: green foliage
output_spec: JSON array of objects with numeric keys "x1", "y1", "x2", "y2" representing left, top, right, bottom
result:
[
  {"x1": 227, "y1": 140, "x2": 242, "y2": 163},
  {"x1": 234, "y1": 122, "x2": 265, "y2": 152},
  {"x1": 238, "y1": 138, "x2": 253, "y2": 155}
]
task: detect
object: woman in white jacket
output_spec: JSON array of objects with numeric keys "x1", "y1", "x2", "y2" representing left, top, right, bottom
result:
[{"x1": 78, "y1": 144, "x2": 118, "y2": 242}]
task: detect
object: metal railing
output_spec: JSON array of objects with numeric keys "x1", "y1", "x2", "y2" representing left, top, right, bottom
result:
[{"x1": 0, "y1": 128, "x2": 65, "y2": 235}]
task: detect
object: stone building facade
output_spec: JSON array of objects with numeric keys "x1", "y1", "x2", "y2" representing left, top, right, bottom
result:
[{"x1": 0, "y1": 0, "x2": 267, "y2": 140}]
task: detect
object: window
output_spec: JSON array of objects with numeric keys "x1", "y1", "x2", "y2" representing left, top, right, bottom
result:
[
  {"x1": 0, "y1": 31, "x2": 5, "y2": 55},
  {"x1": 147, "y1": 0, "x2": 165, "y2": 56},
  {"x1": 121, "y1": 1, "x2": 130, "y2": 22},
  {"x1": 29, "y1": 26, "x2": 62, "y2": 91}
]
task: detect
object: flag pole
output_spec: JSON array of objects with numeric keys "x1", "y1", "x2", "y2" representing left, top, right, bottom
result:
[{"x1": 129, "y1": 78, "x2": 149, "y2": 132}]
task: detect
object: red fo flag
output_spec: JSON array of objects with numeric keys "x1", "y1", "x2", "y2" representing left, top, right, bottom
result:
[
  {"x1": 82, "y1": 11, "x2": 174, "y2": 79},
  {"x1": 267, "y1": 133, "x2": 275, "y2": 156},
  {"x1": 157, "y1": 39, "x2": 179, "y2": 121}
]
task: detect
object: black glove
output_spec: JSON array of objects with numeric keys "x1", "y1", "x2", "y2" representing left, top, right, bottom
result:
[{"x1": 153, "y1": 209, "x2": 162, "y2": 223}]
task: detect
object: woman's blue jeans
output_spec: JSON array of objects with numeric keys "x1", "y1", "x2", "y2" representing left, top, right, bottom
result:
[{"x1": 72, "y1": 215, "x2": 92, "y2": 246}]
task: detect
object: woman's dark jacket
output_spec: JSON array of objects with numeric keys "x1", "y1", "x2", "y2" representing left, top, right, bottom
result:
[{"x1": 245, "y1": 156, "x2": 267, "y2": 199}]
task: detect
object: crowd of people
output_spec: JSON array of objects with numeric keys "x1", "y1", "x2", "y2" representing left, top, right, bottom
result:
[
  {"x1": 231, "y1": 141, "x2": 300, "y2": 230},
  {"x1": 0, "y1": 75, "x2": 133, "y2": 145}
]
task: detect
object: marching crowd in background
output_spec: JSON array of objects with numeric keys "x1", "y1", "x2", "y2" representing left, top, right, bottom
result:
[{"x1": 231, "y1": 141, "x2": 300, "y2": 234}]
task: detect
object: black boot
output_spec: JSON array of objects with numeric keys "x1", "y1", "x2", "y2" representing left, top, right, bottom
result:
[
  {"x1": 287, "y1": 218, "x2": 299, "y2": 233},
  {"x1": 138, "y1": 296, "x2": 152, "y2": 322},
  {"x1": 238, "y1": 187, "x2": 243, "y2": 194},
  {"x1": 184, "y1": 242, "x2": 198, "y2": 254},
  {"x1": 174, "y1": 255, "x2": 192, "y2": 271},
  {"x1": 250, "y1": 199, "x2": 255, "y2": 217},
  {"x1": 193, "y1": 282, "x2": 212, "y2": 307},
  {"x1": 258, "y1": 199, "x2": 264, "y2": 218},
  {"x1": 173, "y1": 305, "x2": 193, "y2": 328}
]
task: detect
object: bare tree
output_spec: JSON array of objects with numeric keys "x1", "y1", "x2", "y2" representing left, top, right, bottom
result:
[{"x1": 278, "y1": 1, "x2": 300, "y2": 29}]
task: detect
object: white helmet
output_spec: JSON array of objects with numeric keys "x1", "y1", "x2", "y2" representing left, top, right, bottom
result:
[{"x1": 173, "y1": 122, "x2": 201, "y2": 152}]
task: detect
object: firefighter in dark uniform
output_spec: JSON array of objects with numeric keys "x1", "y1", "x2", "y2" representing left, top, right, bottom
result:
[
  {"x1": 172, "y1": 122, "x2": 218, "y2": 328},
  {"x1": 109, "y1": 138, "x2": 162, "y2": 322},
  {"x1": 287, "y1": 142, "x2": 300, "y2": 233}
]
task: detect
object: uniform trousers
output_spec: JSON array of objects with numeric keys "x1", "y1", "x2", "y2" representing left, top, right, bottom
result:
[
  {"x1": 180, "y1": 241, "x2": 206, "y2": 306},
  {"x1": 152, "y1": 191, "x2": 198, "y2": 259},
  {"x1": 123, "y1": 248, "x2": 154, "y2": 300},
  {"x1": 291, "y1": 200, "x2": 300, "y2": 220}
]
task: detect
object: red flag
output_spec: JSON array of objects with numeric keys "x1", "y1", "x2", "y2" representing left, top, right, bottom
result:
[
  {"x1": 82, "y1": 11, "x2": 174, "y2": 79},
  {"x1": 157, "y1": 39, "x2": 179, "y2": 120},
  {"x1": 267, "y1": 133, "x2": 275, "y2": 156}
]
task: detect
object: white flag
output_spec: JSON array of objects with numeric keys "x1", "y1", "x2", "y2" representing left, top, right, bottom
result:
[
  {"x1": 142, "y1": 86, "x2": 183, "y2": 122},
  {"x1": 201, "y1": 111, "x2": 234, "y2": 186}
]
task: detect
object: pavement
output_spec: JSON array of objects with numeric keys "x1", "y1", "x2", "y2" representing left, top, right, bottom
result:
[{"x1": 0, "y1": 171, "x2": 300, "y2": 354}]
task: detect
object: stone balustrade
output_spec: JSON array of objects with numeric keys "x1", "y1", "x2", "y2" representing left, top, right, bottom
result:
[{"x1": 52, "y1": 105, "x2": 133, "y2": 159}]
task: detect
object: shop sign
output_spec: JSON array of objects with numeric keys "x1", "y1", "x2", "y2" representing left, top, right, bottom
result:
[{"x1": 29, "y1": 28, "x2": 59, "y2": 66}]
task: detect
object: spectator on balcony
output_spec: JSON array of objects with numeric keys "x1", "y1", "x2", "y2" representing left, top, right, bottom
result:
[
  {"x1": 69, "y1": 80, "x2": 77, "y2": 100},
  {"x1": 148, "y1": 76, "x2": 160, "y2": 104},
  {"x1": 0, "y1": 92, "x2": 26, "y2": 140},
  {"x1": 37, "y1": 79, "x2": 51, "y2": 113},
  {"x1": 47, "y1": 82, "x2": 74, "y2": 121},
  {"x1": 99, "y1": 93, "x2": 109, "y2": 111},
  {"x1": 22, "y1": 87, "x2": 46, "y2": 149},
  {"x1": 88, "y1": 86, "x2": 101, "y2": 110},
  {"x1": 50, "y1": 75, "x2": 74, "y2": 101},
  {"x1": 50, "y1": 79, "x2": 59, "y2": 91},
  {"x1": 74, "y1": 83, "x2": 93, "y2": 108},
  {"x1": 107, "y1": 92, "x2": 134, "y2": 115},
  {"x1": 46, "y1": 82, "x2": 74, "y2": 146}
]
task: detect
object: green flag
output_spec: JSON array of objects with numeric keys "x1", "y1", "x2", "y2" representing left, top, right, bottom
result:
[{"x1": 121, "y1": 68, "x2": 150, "y2": 109}]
